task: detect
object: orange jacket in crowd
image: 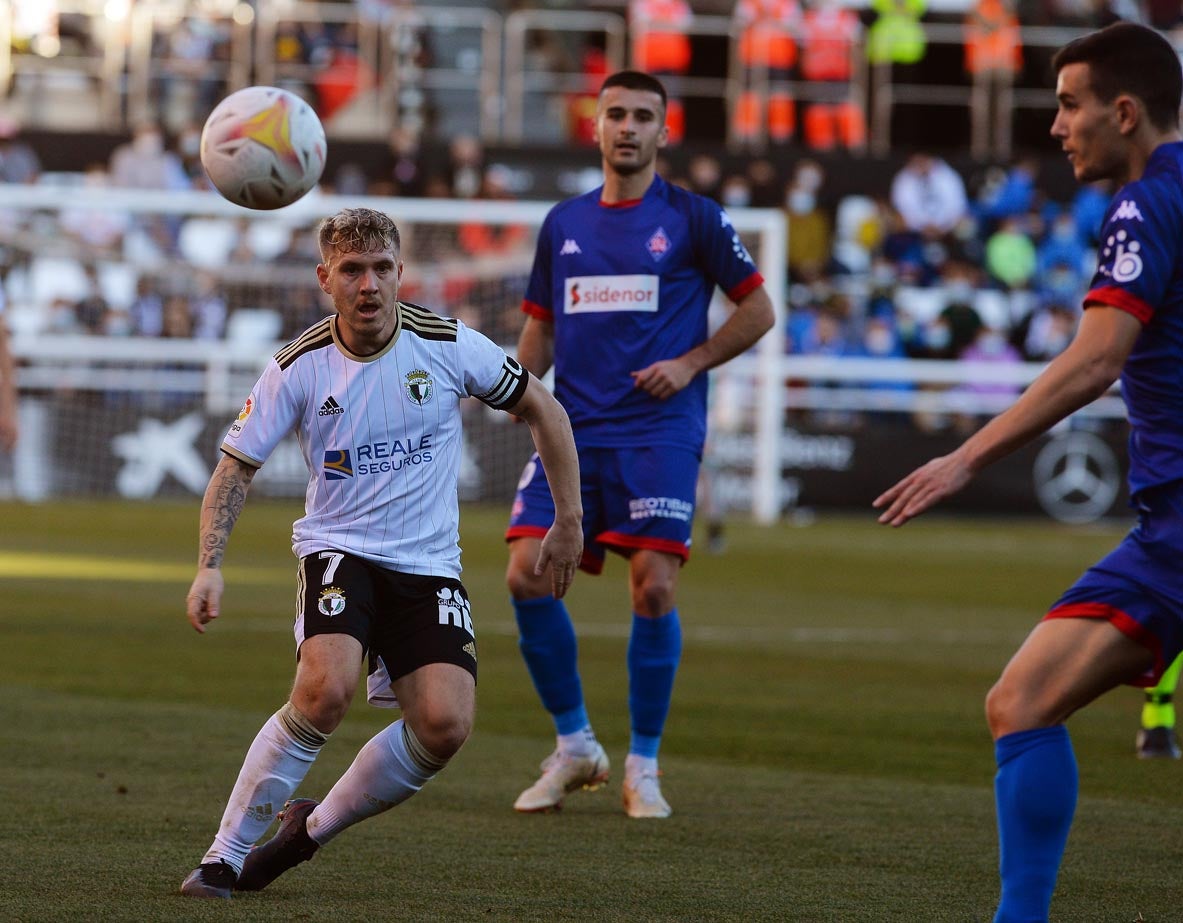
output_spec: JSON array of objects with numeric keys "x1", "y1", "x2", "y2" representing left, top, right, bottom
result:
[
  {"x1": 964, "y1": 0, "x2": 1022, "y2": 75},
  {"x1": 630, "y1": 0, "x2": 693, "y2": 73},
  {"x1": 800, "y1": 6, "x2": 862, "y2": 82},
  {"x1": 734, "y1": 0, "x2": 802, "y2": 70}
]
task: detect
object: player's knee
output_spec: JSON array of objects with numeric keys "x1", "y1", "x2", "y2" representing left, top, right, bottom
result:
[
  {"x1": 407, "y1": 706, "x2": 471, "y2": 761},
  {"x1": 506, "y1": 553, "x2": 549, "y2": 600},
  {"x1": 291, "y1": 684, "x2": 355, "y2": 733},
  {"x1": 985, "y1": 678, "x2": 1028, "y2": 739},
  {"x1": 631, "y1": 573, "x2": 677, "y2": 617}
]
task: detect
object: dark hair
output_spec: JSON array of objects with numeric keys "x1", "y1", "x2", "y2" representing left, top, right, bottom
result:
[
  {"x1": 1053, "y1": 22, "x2": 1182, "y2": 132},
  {"x1": 317, "y1": 207, "x2": 401, "y2": 262},
  {"x1": 598, "y1": 70, "x2": 668, "y2": 109}
]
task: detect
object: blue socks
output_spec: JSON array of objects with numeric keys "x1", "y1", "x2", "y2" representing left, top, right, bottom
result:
[
  {"x1": 513, "y1": 596, "x2": 588, "y2": 735},
  {"x1": 514, "y1": 599, "x2": 683, "y2": 757},
  {"x1": 627, "y1": 610, "x2": 682, "y2": 758},
  {"x1": 993, "y1": 725, "x2": 1078, "y2": 923}
]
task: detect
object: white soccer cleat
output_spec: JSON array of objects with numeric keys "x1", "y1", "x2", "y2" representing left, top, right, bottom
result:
[
  {"x1": 622, "y1": 770, "x2": 671, "y2": 819},
  {"x1": 513, "y1": 743, "x2": 610, "y2": 813}
]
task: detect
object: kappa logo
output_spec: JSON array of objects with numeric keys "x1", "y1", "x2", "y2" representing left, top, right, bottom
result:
[
  {"x1": 404, "y1": 369, "x2": 433, "y2": 406},
  {"x1": 318, "y1": 586, "x2": 347, "y2": 617},
  {"x1": 559, "y1": 238, "x2": 582, "y2": 255},
  {"x1": 318, "y1": 395, "x2": 345, "y2": 416},
  {"x1": 1113, "y1": 199, "x2": 1144, "y2": 222},
  {"x1": 646, "y1": 227, "x2": 670, "y2": 260}
]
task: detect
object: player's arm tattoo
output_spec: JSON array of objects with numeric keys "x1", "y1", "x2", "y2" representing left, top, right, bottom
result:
[{"x1": 198, "y1": 457, "x2": 256, "y2": 569}]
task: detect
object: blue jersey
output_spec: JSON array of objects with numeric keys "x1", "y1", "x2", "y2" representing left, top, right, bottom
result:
[
  {"x1": 522, "y1": 175, "x2": 763, "y2": 453},
  {"x1": 1084, "y1": 141, "x2": 1183, "y2": 498}
]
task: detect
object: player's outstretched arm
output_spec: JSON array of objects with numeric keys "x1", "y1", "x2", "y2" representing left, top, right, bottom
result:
[
  {"x1": 632, "y1": 286, "x2": 775, "y2": 399},
  {"x1": 187, "y1": 453, "x2": 258, "y2": 632},
  {"x1": 874, "y1": 305, "x2": 1141, "y2": 527},
  {"x1": 507, "y1": 374, "x2": 583, "y2": 599}
]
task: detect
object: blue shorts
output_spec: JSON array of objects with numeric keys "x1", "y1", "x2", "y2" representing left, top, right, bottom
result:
[
  {"x1": 1045, "y1": 481, "x2": 1183, "y2": 686},
  {"x1": 506, "y1": 445, "x2": 700, "y2": 574}
]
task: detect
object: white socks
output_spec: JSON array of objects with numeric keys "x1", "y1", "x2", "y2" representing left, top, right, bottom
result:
[
  {"x1": 558, "y1": 725, "x2": 599, "y2": 757},
  {"x1": 203, "y1": 702, "x2": 329, "y2": 873},
  {"x1": 306, "y1": 719, "x2": 446, "y2": 846},
  {"x1": 625, "y1": 753, "x2": 658, "y2": 780}
]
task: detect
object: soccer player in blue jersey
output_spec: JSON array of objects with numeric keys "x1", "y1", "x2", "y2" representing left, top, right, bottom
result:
[
  {"x1": 504, "y1": 71, "x2": 776, "y2": 818},
  {"x1": 179, "y1": 208, "x2": 583, "y2": 898},
  {"x1": 875, "y1": 23, "x2": 1183, "y2": 923}
]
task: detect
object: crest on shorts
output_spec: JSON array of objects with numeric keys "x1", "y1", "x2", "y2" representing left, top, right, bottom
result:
[
  {"x1": 404, "y1": 369, "x2": 433, "y2": 406},
  {"x1": 318, "y1": 586, "x2": 347, "y2": 617}
]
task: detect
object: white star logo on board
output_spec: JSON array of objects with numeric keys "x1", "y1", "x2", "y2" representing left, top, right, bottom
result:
[{"x1": 111, "y1": 413, "x2": 210, "y2": 498}]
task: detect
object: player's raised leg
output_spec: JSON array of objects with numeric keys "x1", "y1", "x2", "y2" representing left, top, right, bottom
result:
[
  {"x1": 1137, "y1": 651, "x2": 1182, "y2": 758},
  {"x1": 180, "y1": 633, "x2": 357, "y2": 898},
  {"x1": 507, "y1": 533, "x2": 608, "y2": 812},
  {"x1": 986, "y1": 617, "x2": 1153, "y2": 923},
  {"x1": 622, "y1": 548, "x2": 682, "y2": 819}
]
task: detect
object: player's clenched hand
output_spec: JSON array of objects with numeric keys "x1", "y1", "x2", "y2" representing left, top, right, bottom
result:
[
  {"x1": 535, "y1": 520, "x2": 583, "y2": 599},
  {"x1": 873, "y1": 452, "x2": 974, "y2": 527},
  {"x1": 186, "y1": 568, "x2": 225, "y2": 633},
  {"x1": 631, "y1": 358, "x2": 696, "y2": 400}
]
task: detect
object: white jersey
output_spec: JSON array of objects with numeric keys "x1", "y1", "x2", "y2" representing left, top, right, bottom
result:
[{"x1": 223, "y1": 303, "x2": 528, "y2": 578}]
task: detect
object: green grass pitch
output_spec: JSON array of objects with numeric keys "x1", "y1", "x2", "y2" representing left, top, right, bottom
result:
[{"x1": 3, "y1": 499, "x2": 1183, "y2": 921}]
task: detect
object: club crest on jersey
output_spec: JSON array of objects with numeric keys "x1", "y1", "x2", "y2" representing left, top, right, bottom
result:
[
  {"x1": 646, "y1": 227, "x2": 671, "y2": 261},
  {"x1": 318, "y1": 586, "x2": 347, "y2": 617},
  {"x1": 404, "y1": 369, "x2": 433, "y2": 406},
  {"x1": 229, "y1": 396, "x2": 253, "y2": 435}
]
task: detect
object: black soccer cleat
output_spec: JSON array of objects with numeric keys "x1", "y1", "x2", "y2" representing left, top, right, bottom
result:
[
  {"x1": 235, "y1": 798, "x2": 320, "y2": 891},
  {"x1": 180, "y1": 860, "x2": 237, "y2": 899},
  {"x1": 1136, "y1": 726, "x2": 1182, "y2": 760}
]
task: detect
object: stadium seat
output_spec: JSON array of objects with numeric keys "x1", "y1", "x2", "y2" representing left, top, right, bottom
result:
[
  {"x1": 178, "y1": 217, "x2": 239, "y2": 269},
  {"x1": 225, "y1": 308, "x2": 283, "y2": 344},
  {"x1": 28, "y1": 256, "x2": 89, "y2": 304}
]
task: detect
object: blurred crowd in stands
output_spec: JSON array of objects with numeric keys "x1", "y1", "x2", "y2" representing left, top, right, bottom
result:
[
  {"x1": 0, "y1": 108, "x2": 1113, "y2": 388},
  {"x1": 0, "y1": 0, "x2": 1179, "y2": 372}
]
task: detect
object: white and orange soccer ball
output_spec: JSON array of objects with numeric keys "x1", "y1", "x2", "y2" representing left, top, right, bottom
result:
[{"x1": 200, "y1": 86, "x2": 326, "y2": 209}]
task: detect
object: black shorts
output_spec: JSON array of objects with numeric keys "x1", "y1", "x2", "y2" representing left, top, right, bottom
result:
[{"x1": 296, "y1": 550, "x2": 477, "y2": 694}]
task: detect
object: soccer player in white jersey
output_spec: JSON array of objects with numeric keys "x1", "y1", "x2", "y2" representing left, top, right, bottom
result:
[
  {"x1": 504, "y1": 71, "x2": 776, "y2": 818},
  {"x1": 180, "y1": 208, "x2": 583, "y2": 899}
]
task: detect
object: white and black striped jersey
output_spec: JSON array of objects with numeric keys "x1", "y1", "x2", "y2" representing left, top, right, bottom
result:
[{"x1": 222, "y1": 302, "x2": 528, "y2": 577}]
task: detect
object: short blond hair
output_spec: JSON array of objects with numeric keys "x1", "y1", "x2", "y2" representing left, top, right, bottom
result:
[{"x1": 317, "y1": 207, "x2": 401, "y2": 263}]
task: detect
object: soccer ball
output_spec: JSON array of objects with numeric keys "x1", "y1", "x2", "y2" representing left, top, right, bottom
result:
[{"x1": 200, "y1": 86, "x2": 326, "y2": 209}]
